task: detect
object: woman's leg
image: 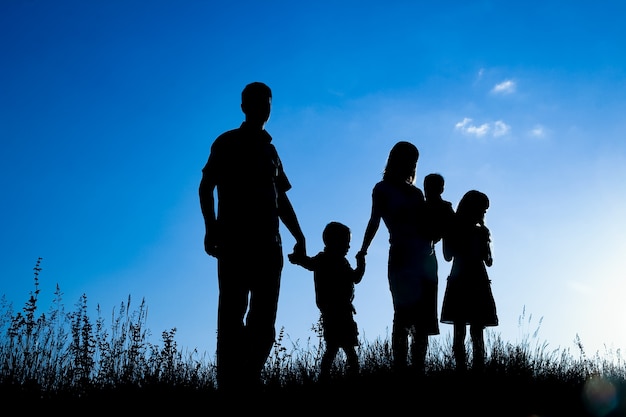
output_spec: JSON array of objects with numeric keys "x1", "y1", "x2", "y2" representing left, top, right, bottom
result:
[
  {"x1": 410, "y1": 328, "x2": 428, "y2": 375},
  {"x1": 392, "y1": 309, "x2": 409, "y2": 371}
]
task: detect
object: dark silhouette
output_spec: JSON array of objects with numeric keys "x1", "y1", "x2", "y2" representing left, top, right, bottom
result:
[
  {"x1": 423, "y1": 172, "x2": 455, "y2": 247},
  {"x1": 358, "y1": 141, "x2": 439, "y2": 374},
  {"x1": 441, "y1": 189, "x2": 498, "y2": 372},
  {"x1": 289, "y1": 221, "x2": 365, "y2": 381},
  {"x1": 198, "y1": 82, "x2": 306, "y2": 391},
  {"x1": 423, "y1": 172, "x2": 456, "y2": 296}
]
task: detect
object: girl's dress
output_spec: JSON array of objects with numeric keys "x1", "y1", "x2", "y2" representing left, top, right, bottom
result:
[{"x1": 440, "y1": 223, "x2": 498, "y2": 326}]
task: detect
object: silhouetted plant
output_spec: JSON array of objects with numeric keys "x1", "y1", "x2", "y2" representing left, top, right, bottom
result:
[{"x1": 2, "y1": 258, "x2": 626, "y2": 416}]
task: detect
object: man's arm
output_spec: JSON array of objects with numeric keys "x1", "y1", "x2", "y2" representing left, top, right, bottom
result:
[
  {"x1": 277, "y1": 192, "x2": 306, "y2": 257},
  {"x1": 199, "y1": 174, "x2": 219, "y2": 257}
]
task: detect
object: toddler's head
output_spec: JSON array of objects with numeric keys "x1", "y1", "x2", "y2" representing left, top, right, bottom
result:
[
  {"x1": 424, "y1": 173, "x2": 445, "y2": 200},
  {"x1": 322, "y1": 222, "x2": 351, "y2": 256}
]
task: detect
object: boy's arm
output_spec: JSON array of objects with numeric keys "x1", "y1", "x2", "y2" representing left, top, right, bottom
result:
[{"x1": 288, "y1": 252, "x2": 315, "y2": 271}]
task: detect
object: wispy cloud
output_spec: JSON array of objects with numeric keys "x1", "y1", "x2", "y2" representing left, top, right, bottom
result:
[
  {"x1": 455, "y1": 118, "x2": 489, "y2": 137},
  {"x1": 492, "y1": 79, "x2": 516, "y2": 94},
  {"x1": 493, "y1": 120, "x2": 511, "y2": 137},
  {"x1": 455, "y1": 117, "x2": 510, "y2": 138},
  {"x1": 529, "y1": 124, "x2": 547, "y2": 138}
]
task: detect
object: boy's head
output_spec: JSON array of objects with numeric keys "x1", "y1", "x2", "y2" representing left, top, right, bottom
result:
[
  {"x1": 424, "y1": 173, "x2": 444, "y2": 199},
  {"x1": 241, "y1": 82, "x2": 272, "y2": 125},
  {"x1": 322, "y1": 221, "x2": 351, "y2": 255}
]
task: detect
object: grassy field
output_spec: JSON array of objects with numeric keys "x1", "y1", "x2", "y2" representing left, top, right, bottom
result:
[{"x1": 2, "y1": 259, "x2": 625, "y2": 416}]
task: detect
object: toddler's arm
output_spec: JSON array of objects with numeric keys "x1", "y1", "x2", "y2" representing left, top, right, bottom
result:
[{"x1": 288, "y1": 252, "x2": 315, "y2": 271}]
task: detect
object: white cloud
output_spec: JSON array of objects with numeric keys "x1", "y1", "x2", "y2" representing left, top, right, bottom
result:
[
  {"x1": 493, "y1": 120, "x2": 511, "y2": 137},
  {"x1": 530, "y1": 125, "x2": 546, "y2": 138},
  {"x1": 492, "y1": 79, "x2": 516, "y2": 94},
  {"x1": 455, "y1": 117, "x2": 489, "y2": 137},
  {"x1": 455, "y1": 117, "x2": 510, "y2": 138}
]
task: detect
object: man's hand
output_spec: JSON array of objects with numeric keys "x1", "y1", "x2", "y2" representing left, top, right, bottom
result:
[{"x1": 204, "y1": 234, "x2": 220, "y2": 258}]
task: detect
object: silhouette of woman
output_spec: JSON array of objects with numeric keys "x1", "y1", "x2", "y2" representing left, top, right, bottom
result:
[
  {"x1": 441, "y1": 189, "x2": 498, "y2": 371},
  {"x1": 358, "y1": 141, "x2": 439, "y2": 374}
]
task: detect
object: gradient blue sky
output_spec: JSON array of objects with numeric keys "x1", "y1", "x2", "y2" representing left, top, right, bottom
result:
[{"x1": 2, "y1": 1, "x2": 626, "y2": 360}]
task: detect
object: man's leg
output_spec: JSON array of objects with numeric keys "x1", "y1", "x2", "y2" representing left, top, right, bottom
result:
[
  {"x1": 245, "y1": 245, "x2": 283, "y2": 386},
  {"x1": 216, "y1": 257, "x2": 250, "y2": 391}
]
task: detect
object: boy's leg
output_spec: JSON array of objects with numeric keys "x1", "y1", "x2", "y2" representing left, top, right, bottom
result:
[
  {"x1": 320, "y1": 344, "x2": 339, "y2": 382},
  {"x1": 344, "y1": 346, "x2": 360, "y2": 377}
]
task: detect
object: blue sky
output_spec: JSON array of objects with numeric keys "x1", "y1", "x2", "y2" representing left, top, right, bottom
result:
[{"x1": 2, "y1": 1, "x2": 626, "y2": 360}]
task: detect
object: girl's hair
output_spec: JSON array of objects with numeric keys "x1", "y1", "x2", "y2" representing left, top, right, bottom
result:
[
  {"x1": 383, "y1": 141, "x2": 419, "y2": 184},
  {"x1": 456, "y1": 190, "x2": 489, "y2": 223}
]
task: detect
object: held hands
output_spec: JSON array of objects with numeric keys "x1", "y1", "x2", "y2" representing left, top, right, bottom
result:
[
  {"x1": 356, "y1": 250, "x2": 366, "y2": 265},
  {"x1": 288, "y1": 239, "x2": 307, "y2": 265}
]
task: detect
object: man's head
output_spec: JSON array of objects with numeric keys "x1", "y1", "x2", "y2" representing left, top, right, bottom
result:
[{"x1": 241, "y1": 82, "x2": 272, "y2": 127}]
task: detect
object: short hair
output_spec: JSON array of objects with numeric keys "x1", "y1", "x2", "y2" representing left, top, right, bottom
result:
[
  {"x1": 322, "y1": 221, "x2": 351, "y2": 246},
  {"x1": 241, "y1": 82, "x2": 272, "y2": 106},
  {"x1": 424, "y1": 173, "x2": 445, "y2": 194}
]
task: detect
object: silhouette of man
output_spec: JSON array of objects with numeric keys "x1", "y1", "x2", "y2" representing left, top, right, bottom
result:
[{"x1": 199, "y1": 82, "x2": 306, "y2": 391}]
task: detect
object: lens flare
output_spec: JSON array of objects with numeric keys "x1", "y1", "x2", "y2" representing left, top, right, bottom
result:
[{"x1": 582, "y1": 374, "x2": 619, "y2": 417}]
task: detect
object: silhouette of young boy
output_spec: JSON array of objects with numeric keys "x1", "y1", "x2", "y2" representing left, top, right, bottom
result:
[
  {"x1": 199, "y1": 82, "x2": 306, "y2": 391},
  {"x1": 423, "y1": 172, "x2": 455, "y2": 247},
  {"x1": 289, "y1": 221, "x2": 365, "y2": 381}
]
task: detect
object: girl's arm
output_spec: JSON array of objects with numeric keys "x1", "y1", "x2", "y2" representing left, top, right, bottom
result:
[{"x1": 482, "y1": 225, "x2": 493, "y2": 267}]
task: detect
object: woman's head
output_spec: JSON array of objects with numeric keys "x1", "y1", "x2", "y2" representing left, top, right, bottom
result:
[{"x1": 383, "y1": 141, "x2": 419, "y2": 184}]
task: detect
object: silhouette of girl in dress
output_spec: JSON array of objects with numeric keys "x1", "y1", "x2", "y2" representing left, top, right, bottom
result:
[{"x1": 441, "y1": 190, "x2": 497, "y2": 371}]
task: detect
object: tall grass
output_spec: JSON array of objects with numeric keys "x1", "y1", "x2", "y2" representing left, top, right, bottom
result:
[{"x1": 2, "y1": 259, "x2": 625, "y2": 416}]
